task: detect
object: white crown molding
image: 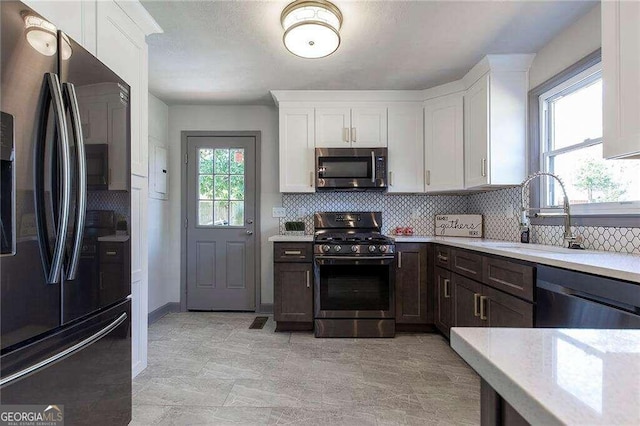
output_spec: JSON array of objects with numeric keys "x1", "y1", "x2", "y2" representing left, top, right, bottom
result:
[
  {"x1": 271, "y1": 54, "x2": 535, "y2": 106},
  {"x1": 114, "y1": 0, "x2": 163, "y2": 36}
]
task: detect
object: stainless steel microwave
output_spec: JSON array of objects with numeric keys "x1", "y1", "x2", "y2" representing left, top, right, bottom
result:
[{"x1": 315, "y1": 148, "x2": 388, "y2": 191}]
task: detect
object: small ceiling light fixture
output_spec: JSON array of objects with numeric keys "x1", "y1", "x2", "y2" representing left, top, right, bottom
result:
[
  {"x1": 281, "y1": 0, "x2": 343, "y2": 59},
  {"x1": 22, "y1": 12, "x2": 58, "y2": 56}
]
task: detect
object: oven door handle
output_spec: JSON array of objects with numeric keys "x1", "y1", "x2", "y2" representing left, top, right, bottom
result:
[{"x1": 314, "y1": 255, "x2": 395, "y2": 266}]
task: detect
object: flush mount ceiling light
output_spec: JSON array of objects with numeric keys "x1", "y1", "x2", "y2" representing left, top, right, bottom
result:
[
  {"x1": 22, "y1": 12, "x2": 58, "y2": 56},
  {"x1": 281, "y1": 0, "x2": 343, "y2": 59}
]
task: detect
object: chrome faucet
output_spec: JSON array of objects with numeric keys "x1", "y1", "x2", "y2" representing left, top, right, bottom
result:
[{"x1": 520, "y1": 172, "x2": 581, "y2": 248}]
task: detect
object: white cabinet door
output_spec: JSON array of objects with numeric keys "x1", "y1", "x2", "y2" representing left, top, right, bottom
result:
[
  {"x1": 464, "y1": 74, "x2": 490, "y2": 188},
  {"x1": 130, "y1": 175, "x2": 148, "y2": 377},
  {"x1": 387, "y1": 104, "x2": 424, "y2": 193},
  {"x1": 603, "y1": 0, "x2": 640, "y2": 159},
  {"x1": 97, "y1": 0, "x2": 148, "y2": 177},
  {"x1": 424, "y1": 93, "x2": 464, "y2": 192},
  {"x1": 315, "y1": 107, "x2": 351, "y2": 148},
  {"x1": 351, "y1": 107, "x2": 387, "y2": 147},
  {"x1": 279, "y1": 108, "x2": 315, "y2": 192}
]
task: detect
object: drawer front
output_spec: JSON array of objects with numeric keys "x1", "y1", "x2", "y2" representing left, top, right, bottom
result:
[
  {"x1": 274, "y1": 243, "x2": 313, "y2": 263},
  {"x1": 451, "y1": 248, "x2": 483, "y2": 280},
  {"x1": 482, "y1": 256, "x2": 534, "y2": 301},
  {"x1": 434, "y1": 245, "x2": 451, "y2": 269},
  {"x1": 99, "y1": 242, "x2": 125, "y2": 264}
]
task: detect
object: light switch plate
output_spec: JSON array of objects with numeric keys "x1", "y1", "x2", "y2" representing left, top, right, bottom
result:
[{"x1": 272, "y1": 207, "x2": 286, "y2": 218}]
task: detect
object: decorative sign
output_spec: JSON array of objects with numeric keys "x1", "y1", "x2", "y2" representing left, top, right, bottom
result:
[{"x1": 435, "y1": 215, "x2": 483, "y2": 238}]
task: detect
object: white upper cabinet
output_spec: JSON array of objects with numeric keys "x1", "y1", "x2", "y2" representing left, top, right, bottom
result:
[
  {"x1": 602, "y1": 0, "x2": 640, "y2": 159},
  {"x1": 387, "y1": 104, "x2": 424, "y2": 193},
  {"x1": 424, "y1": 93, "x2": 464, "y2": 192},
  {"x1": 315, "y1": 105, "x2": 387, "y2": 148},
  {"x1": 463, "y1": 55, "x2": 533, "y2": 189},
  {"x1": 279, "y1": 108, "x2": 315, "y2": 193},
  {"x1": 351, "y1": 107, "x2": 387, "y2": 147},
  {"x1": 97, "y1": 1, "x2": 148, "y2": 178},
  {"x1": 315, "y1": 107, "x2": 351, "y2": 148}
]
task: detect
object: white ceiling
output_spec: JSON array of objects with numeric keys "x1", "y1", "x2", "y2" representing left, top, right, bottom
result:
[{"x1": 142, "y1": 0, "x2": 597, "y2": 106}]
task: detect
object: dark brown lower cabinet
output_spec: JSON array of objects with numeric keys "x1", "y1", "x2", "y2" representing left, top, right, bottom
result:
[
  {"x1": 452, "y1": 272, "x2": 533, "y2": 329},
  {"x1": 395, "y1": 243, "x2": 432, "y2": 325},
  {"x1": 274, "y1": 263, "x2": 313, "y2": 323},
  {"x1": 452, "y1": 273, "x2": 484, "y2": 327},
  {"x1": 434, "y1": 267, "x2": 452, "y2": 336},
  {"x1": 273, "y1": 242, "x2": 314, "y2": 331},
  {"x1": 482, "y1": 286, "x2": 533, "y2": 327}
]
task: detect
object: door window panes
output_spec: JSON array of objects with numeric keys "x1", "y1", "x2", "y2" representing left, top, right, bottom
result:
[{"x1": 197, "y1": 148, "x2": 245, "y2": 226}]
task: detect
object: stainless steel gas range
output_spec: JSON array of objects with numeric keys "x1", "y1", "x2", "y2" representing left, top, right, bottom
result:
[{"x1": 313, "y1": 212, "x2": 396, "y2": 338}]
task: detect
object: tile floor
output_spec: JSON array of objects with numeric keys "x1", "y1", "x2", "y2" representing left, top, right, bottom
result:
[{"x1": 132, "y1": 312, "x2": 480, "y2": 425}]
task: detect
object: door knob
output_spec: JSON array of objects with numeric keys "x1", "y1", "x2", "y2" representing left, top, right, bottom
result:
[
  {"x1": 246, "y1": 230, "x2": 253, "y2": 235},
  {"x1": 247, "y1": 219, "x2": 254, "y2": 224}
]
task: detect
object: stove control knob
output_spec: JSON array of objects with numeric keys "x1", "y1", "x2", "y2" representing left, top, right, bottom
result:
[
  {"x1": 334, "y1": 245, "x2": 342, "y2": 252},
  {"x1": 379, "y1": 245, "x2": 388, "y2": 253},
  {"x1": 368, "y1": 245, "x2": 377, "y2": 253},
  {"x1": 351, "y1": 245, "x2": 358, "y2": 253},
  {"x1": 322, "y1": 245, "x2": 331, "y2": 253}
]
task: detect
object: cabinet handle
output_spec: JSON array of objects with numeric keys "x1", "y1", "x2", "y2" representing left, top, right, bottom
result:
[
  {"x1": 389, "y1": 171, "x2": 393, "y2": 186},
  {"x1": 306, "y1": 270, "x2": 310, "y2": 288},
  {"x1": 425, "y1": 170, "x2": 431, "y2": 186},
  {"x1": 397, "y1": 252, "x2": 402, "y2": 269},
  {"x1": 284, "y1": 250, "x2": 302, "y2": 255},
  {"x1": 109, "y1": 168, "x2": 112, "y2": 185},
  {"x1": 474, "y1": 293, "x2": 481, "y2": 317},
  {"x1": 343, "y1": 127, "x2": 350, "y2": 142},
  {"x1": 309, "y1": 171, "x2": 314, "y2": 187},
  {"x1": 105, "y1": 251, "x2": 117, "y2": 256},
  {"x1": 480, "y1": 296, "x2": 488, "y2": 320},
  {"x1": 481, "y1": 158, "x2": 487, "y2": 177},
  {"x1": 437, "y1": 254, "x2": 448, "y2": 262},
  {"x1": 443, "y1": 278, "x2": 450, "y2": 298},
  {"x1": 351, "y1": 127, "x2": 356, "y2": 142}
]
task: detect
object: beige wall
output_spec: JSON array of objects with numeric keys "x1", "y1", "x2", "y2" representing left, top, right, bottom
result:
[
  {"x1": 167, "y1": 105, "x2": 280, "y2": 307},
  {"x1": 529, "y1": 4, "x2": 601, "y2": 89}
]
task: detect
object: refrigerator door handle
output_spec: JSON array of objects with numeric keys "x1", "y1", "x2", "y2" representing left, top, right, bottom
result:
[
  {"x1": 0, "y1": 313, "x2": 127, "y2": 387},
  {"x1": 63, "y1": 82, "x2": 87, "y2": 280},
  {"x1": 41, "y1": 73, "x2": 72, "y2": 284}
]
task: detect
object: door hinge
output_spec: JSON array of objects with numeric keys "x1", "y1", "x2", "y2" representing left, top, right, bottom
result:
[
  {"x1": 184, "y1": 218, "x2": 188, "y2": 228},
  {"x1": 184, "y1": 153, "x2": 188, "y2": 164}
]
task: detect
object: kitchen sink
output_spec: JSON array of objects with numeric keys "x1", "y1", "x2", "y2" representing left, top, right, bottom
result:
[{"x1": 492, "y1": 244, "x2": 590, "y2": 254}]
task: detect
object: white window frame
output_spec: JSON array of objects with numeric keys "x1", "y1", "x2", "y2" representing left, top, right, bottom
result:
[{"x1": 538, "y1": 62, "x2": 640, "y2": 215}]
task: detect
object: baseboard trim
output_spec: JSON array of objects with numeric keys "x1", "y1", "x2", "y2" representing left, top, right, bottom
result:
[
  {"x1": 148, "y1": 302, "x2": 180, "y2": 325},
  {"x1": 259, "y1": 303, "x2": 274, "y2": 314}
]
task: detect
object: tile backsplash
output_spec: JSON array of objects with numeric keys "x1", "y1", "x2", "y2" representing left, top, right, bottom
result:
[{"x1": 280, "y1": 187, "x2": 640, "y2": 254}]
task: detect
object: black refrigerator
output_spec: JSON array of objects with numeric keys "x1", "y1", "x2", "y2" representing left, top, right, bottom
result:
[{"x1": 0, "y1": 2, "x2": 132, "y2": 424}]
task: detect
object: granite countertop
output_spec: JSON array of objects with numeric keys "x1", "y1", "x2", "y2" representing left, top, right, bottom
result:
[
  {"x1": 390, "y1": 236, "x2": 640, "y2": 284},
  {"x1": 451, "y1": 327, "x2": 640, "y2": 425}
]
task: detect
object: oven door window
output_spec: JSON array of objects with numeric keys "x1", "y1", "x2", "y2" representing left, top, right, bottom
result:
[
  {"x1": 318, "y1": 157, "x2": 372, "y2": 179},
  {"x1": 319, "y1": 264, "x2": 390, "y2": 311}
]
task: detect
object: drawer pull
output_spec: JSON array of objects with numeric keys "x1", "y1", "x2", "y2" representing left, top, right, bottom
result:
[
  {"x1": 474, "y1": 293, "x2": 481, "y2": 317},
  {"x1": 437, "y1": 254, "x2": 448, "y2": 262},
  {"x1": 397, "y1": 252, "x2": 402, "y2": 269},
  {"x1": 105, "y1": 251, "x2": 117, "y2": 256},
  {"x1": 443, "y1": 278, "x2": 451, "y2": 298},
  {"x1": 480, "y1": 296, "x2": 488, "y2": 320},
  {"x1": 284, "y1": 250, "x2": 302, "y2": 256},
  {"x1": 306, "y1": 270, "x2": 310, "y2": 288}
]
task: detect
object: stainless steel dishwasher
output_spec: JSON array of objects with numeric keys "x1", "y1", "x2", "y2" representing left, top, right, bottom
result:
[{"x1": 536, "y1": 265, "x2": 640, "y2": 329}]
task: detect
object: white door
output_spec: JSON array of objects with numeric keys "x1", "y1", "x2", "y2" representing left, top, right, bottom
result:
[
  {"x1": 387, "y1": 104, "x2": 424, "y2": 193},
  {"x1": 279, "y1": 108, "x2": 315, "y2": 192},
  {"x1": 315, "y1": 107, "x2": 351, "y2": 148},
  {"x1": 351, "y1": 107, "x2": 388, "y2": 147},
  {"x1": 425, "y1": 93, "x2": 464, "y2": 192},
  {"x1": 464, "y1": 74, "x2": 490, "y2": 188}
]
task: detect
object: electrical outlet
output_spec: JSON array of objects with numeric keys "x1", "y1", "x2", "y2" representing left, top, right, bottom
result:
[
  {"x1": 411, "y1": 208, "x2": 421, "y2": 220},
  {"x1": 297, "y1": 207, "x2": 307, "y2": 217},
  {"x1": 272, "y1": 207, "x2": 286, "y2": 218}
]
